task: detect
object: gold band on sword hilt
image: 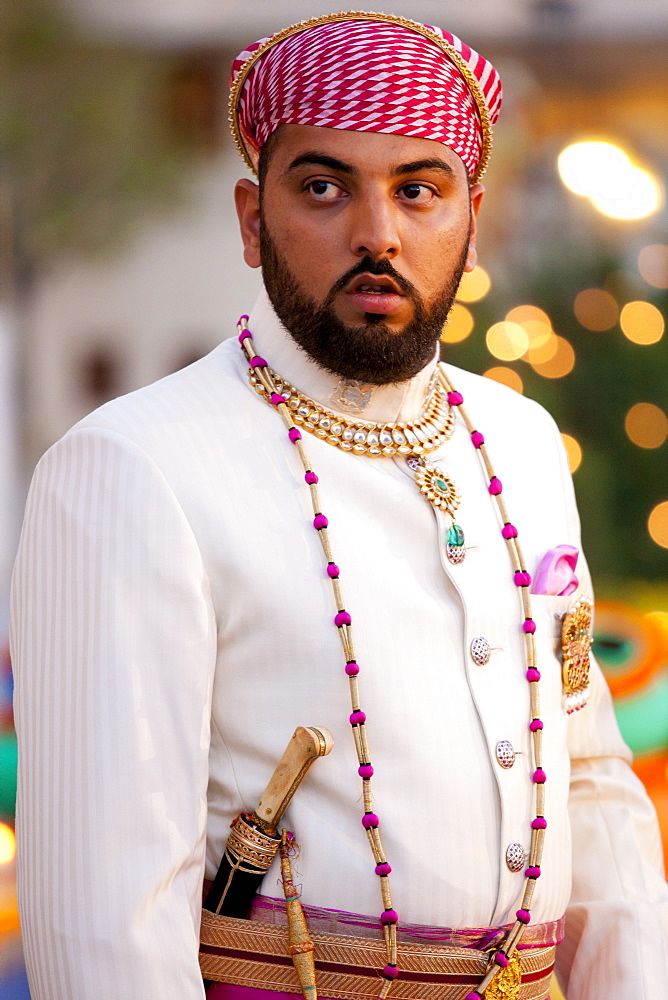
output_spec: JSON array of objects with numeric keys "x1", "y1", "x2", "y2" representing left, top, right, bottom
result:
[
  {"x1": 228, "y1": 11, "x2": 493, "y2": 182},
  {"x1": 226, "y1": 813, "x2": 281, "y2": 874}
]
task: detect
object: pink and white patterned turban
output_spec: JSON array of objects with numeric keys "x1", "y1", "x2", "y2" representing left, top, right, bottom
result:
[{"x1": 229, "y1": 12, "x2": 502, "y2": 182}]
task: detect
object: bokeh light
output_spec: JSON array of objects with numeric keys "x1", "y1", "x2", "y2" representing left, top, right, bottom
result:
[
  {"x1": 558, "y1": 141, "x2": 662, "y2": 220},
  {"x1": 625, "y1": 403, "x2": 668, "y2": 449},
  {"x1": 441, "y1": 303, "x2": 474, "y2": 344},
  {"x1": 574, "y1": 288, "x2": 619, "y2": 331},
  {"x1": 483, "y1": 367, "x2": 523, "y2": 393},
  {"x1": 486, "y1": 321, "x2": 529, "y2": 361},
  {"x1": 648, "y1": 501, "x2": 668, "y2": 548},
  {"x1": 456, "y1": 266, "x2": 491, "y2": 303},
  {"x1": 561, "y1": 433, "x2": 583, "y2": 473},
  {"x1": 620, "y1": 301, "x2": 665, "y2": 345},
  {"x1": 638, "y1": 245, "x2": 668, "y2": 289},
  {"x1": 530, "y1": 336, "x2": 575, "y2": 378},
  {"x1": 505, "y1": 304, "x2": 551, "y2": 328},
  {"x1": 0, "y1": 824, "x2": 16, "y2": 865}
]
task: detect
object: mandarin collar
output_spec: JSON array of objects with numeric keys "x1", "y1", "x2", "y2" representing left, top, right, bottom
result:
[{"x1": 246, "y1": 287, "x2": 439, "y2": 424}]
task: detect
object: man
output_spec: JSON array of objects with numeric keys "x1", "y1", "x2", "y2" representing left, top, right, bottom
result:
[{"x1": 10, "y1": 12, "x2": 668, "y2": 1000}]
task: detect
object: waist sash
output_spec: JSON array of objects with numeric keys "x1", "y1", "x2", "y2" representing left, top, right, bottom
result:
[{"x1": 200, "y1": 895, "x2": 562, "y2": 1000}]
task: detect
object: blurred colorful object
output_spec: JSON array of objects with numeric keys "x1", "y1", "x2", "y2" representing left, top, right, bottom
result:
[{"x1": 593, "y1": 601, "x2": 668, "y2": 857}]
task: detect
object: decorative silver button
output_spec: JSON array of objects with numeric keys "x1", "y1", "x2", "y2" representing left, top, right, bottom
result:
[
  {"x1": 446, "y1": 543, "x2": 466, "y2": 565},
  {"x1": 470, "y1": 636, "x2": 491, "y2": 665},
  {"x1": 506, "y1": 843, "x2": 526, "y2": 873},
  {"x1": 496, "y1": 740, "x2": 516, "y2": 769}
]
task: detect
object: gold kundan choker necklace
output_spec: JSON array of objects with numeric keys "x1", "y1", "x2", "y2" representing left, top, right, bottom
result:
[{"x1": 248, "y1": 365, "x2": 455, "y2": 457}]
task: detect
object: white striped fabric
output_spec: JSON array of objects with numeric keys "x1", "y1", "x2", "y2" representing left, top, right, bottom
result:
[{"x1": 10, "y1": 289, "x2": 668, "y2": 998}]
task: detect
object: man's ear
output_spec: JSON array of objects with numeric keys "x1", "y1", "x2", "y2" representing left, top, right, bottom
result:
[
  {"x1": 235, "y1": 179, "x2": 262, "y2": 269},
  {"x1": 464, "y1": 182, "x2": 485, "y2": 273}
]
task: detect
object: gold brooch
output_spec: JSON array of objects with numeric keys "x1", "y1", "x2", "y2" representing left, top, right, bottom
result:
[{"x1": 561, "y1": 599, "x2": 593, "y2": 713}]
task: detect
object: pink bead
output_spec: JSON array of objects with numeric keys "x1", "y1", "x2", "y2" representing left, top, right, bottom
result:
[
  {"x1": 313, "y1": 514, "x2": 328, "y2": 530},
  {"x1": 532, "y1": 817, "x2": 547, "y2": 830},
  {"x1": 465, "y1": 994, "x2": 482, "y2": 1000},
  {"x1": 526, "y1": 668, "x2": 541, "y2": 682},
  {"x1": 502, "y1": 523, "x2": 518, "y2": 539},
  {"x1": 327, "y1": 563, "x2": 340, "y2": 578},
  {"x1": 345, "y1": 661, "x2": 359, "y2": 676},
  {"x1": 350, "y1": 710, "x2": 366, "y2": 725},
  {"x1": 489, "y1": 477, "x2": 502, "y2": 495},
  {"x1": 380, "y1": 908, "x2": 398, "y2": 924},
  {"x1": 288, "y1": 428, "x2": 301, "y2": 442},
  {"x1": 238, "y1": 314, "x2": 249, "y2": 324},
  {"x1": 375, "y1": 862, "x2": 392, "y2": 876},
  {"x1": 358, "y1": 764, "x2": 374, "y2": 779},
  {"x1": 238, "y1": 329, "x2": 251, "y2": 343},
  {"x1": 533, "y1": 768, "x2": 547, "y2": 784},
  {"x1": 471, "y1": 431, "x2": 485, "y2": 448},
  {"x1": 335, "y1": 611, "x2": 351, "y2": 626},
  {"x1": 494, "y1": 952, "x2": 509, "y2": 968},
  {"x1": 530, "y1": 719, "x2": 543, "y2": 731},
  {"x1": 516, "y1": 909, "x2": 531, "y2": 925},
  {"x1": 523, "y1": 619, "x2": 536, "y2": 633},
  {"x1": 514, "y1": 571, "x2": 531, "y2": 587},
  {"x1": 250, "y1": 356, "x2": 267, "y2": 368},
  {"x1": 382, "y1": 965, "x2": 399, "y2": 980},
  {"x1": 305, "y1": 471, "x2": 318, "y2": 484},
  {"x1": 362, "y1": 813, "x2": 379, "y2": 829},
  {"x1": 448, "y1": 391, "x2": 464, "y2": 406},
  {"x1": 270, "y1": 393, "x2": 286, "y2": 406},
  {"x1": 525, "y1": 866, "x2": 541, "y2": 878}
]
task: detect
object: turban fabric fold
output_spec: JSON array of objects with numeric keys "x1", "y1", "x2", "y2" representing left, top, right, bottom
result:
[{"x1": 230, "y1": 12, "x2": 502, "y2": 181}]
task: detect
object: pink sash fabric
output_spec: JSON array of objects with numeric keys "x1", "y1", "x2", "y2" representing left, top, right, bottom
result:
[{"x1": 202, "y1": 893, "x2": 564, "y2": 997}]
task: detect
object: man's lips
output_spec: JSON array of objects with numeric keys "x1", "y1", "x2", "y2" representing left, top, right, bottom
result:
[{"x1": 344, "y1": 272, "x2": 406, "y2": 315}]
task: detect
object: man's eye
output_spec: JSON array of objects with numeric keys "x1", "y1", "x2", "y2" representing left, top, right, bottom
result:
[
  {"x1": 306, "y1": 180, "x2": 343, "y2": 201},
  {"x1": 399, "y1": 184, "x2": 435, "y2": 203}
]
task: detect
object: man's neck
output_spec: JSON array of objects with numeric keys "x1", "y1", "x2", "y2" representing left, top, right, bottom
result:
[{"x1": 246, "y1": 288, "x2": 439, "y2": 425}]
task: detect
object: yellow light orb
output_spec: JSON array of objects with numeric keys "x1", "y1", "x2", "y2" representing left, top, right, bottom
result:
[
  {"x1": 557, "y1": 141, "x2": 662, "y2": 221},
  {"x1": 0, "y1": 824, "x2": 16, "y2": 865},
  {"x1": 505, "y1": 304, "x2": 551, "y2": 328},
  {"x1": 558, "y1": 141, "x2": 630, "y2": 197},
  {"x1": 574, "y1": 289, "x2": 619, "y2": 331},
  {"x1": 482, "y1": 367, "x2": 524, "y2": 394},
  {"x1": 561, "y1": 433, "x2": 583, "y2": 473},
  {"x1": 648, "y1": 501, "x2": 668, "y2": 548},
  {"x1": 531, "y1": 336, "x2": 575, "y2": 378},
  {"x1": 620, "y1": 301, "x2": 665, "y2": 345},
  {"x1": 522, "y1": 320, "x2": 554, "y2": 350},
  {"x1": 456, "y1": 266, "x2": 491, "y2": 303},
  {"x1": 486, "y1": 321, "x2": 529, "y2": 361},
  {"x1": 638, "y1": 244, "x2": 668, "y2": 290},
  {"x1": 526, "y1": 330, "x2": 558, "y2": 364},
  {"x1": 441, "y1": 303, "x2": 474, "y2": 344},
  {"x1": 625, "y1": 403, "x2": 668, "y2": 449}
]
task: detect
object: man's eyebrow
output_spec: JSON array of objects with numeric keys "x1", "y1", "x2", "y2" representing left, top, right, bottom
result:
[
  {"x1": 392, "y1": 158, "x2": 454, "y2": 177},
  {"x1": 285, "y1": 153, "x2": 355, "y2": 175}
]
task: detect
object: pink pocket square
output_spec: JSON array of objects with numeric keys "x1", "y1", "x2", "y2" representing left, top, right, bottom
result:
[{"x1": 531, "y1": 544, "x2": 579, "y2": 596}]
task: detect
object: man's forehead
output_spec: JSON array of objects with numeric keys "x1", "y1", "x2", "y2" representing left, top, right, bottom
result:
[{"x1": 267, "y1": 125, "x2": 469, "y2": 181}]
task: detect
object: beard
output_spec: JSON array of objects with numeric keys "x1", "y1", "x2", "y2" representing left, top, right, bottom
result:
[{"x1": 259, "y1": 219, "x2": 470, "y2": 386}]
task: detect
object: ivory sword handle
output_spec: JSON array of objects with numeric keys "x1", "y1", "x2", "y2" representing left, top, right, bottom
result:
[{"x1": 255, "y1": 726, "x2": 333, "y2": 830}]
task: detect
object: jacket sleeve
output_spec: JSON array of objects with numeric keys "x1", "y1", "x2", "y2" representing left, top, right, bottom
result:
[
  {"x1": 10, "y1": 425, "x2": 217, "y2": 1000},
  {"x1": 549, "y1": 422, "x2": 668, "y2": 998}
]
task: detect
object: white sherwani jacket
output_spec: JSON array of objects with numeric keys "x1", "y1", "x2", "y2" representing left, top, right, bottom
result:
[{"x1": 11, "y1": 290, "x2": 668, "y2": 1000}]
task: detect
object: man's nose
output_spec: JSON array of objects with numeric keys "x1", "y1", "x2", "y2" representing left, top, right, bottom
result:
[{"x1": 349, "y1": 195, "x2": 401, "y2": 259}]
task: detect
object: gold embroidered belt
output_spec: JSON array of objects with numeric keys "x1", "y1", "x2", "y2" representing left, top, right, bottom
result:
[{"x1": 199, "y1": 909, "x2": 556, "y2": 1000}]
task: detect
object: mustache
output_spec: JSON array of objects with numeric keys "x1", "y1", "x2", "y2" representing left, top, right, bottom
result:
[{"x1": 325, "y1": 256, "x2": 419, "y2": 305}]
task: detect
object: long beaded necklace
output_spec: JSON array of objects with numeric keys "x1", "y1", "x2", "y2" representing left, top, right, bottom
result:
[{"x1": 238, "y1": 317, "x2": 547, "y2": 1000}]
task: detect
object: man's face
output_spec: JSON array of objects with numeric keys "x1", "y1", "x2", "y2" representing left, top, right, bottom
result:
[{"x1": 236, "y1": 125, "x2": 484, "y2": 385}]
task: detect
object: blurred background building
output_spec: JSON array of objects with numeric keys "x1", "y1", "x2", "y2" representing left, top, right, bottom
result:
[{"x1": 1, "y1": 1, "x2": 667, "y2": 995}]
